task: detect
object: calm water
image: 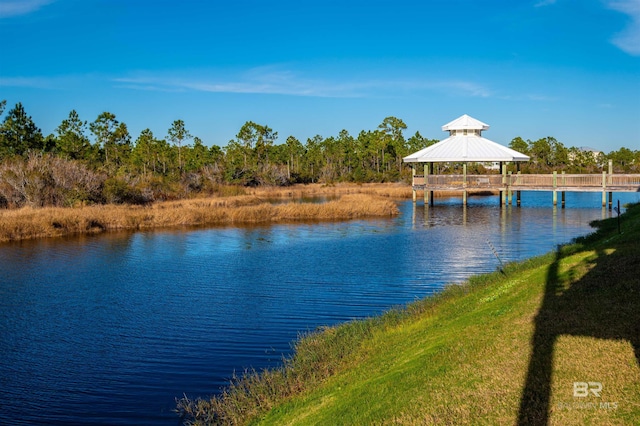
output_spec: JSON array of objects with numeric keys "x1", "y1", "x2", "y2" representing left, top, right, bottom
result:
[{"x1": 1, "y1": 192, "x2": 638, "y2": 425}]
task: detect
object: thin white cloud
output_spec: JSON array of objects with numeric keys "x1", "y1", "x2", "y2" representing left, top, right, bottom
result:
[
  {"x1": 0, "y1": 68, "x2": 513, "y2": 102},
  {"x1": 111, "y1": 83, "x2": 187, "y2": 93},
  {"x1": 498, "y1": 94, "x2": 551, "y2": 101},
  {"x1": 114, "y1": 69, "x2": 372, "y2": 98},
  {"x1": 0, "y1": 74, "x2": 102, "y2": 90},
  {"x1": 0, "y1": 0, "x2": 55, "y2": 18},
  {"x1": 607, "y1": 0, "x2": 640, "y2": 55},
  {"x1": 526, "y1": 93, "x2": 558, "y2": 101},
  {"x1": 497, "y1": 93, "x2": 558, "y2": 102},
  {"x1": 437, "y1": 81, "x2": 492, "y2": 98},
  {"x1": 531, "y1": 0, "x2": 640, "y2": 55},
  {"x1": 534, "y1": 0, "x2": 557, "y2": 7},
  {"x1": 113, "y1": 68, "x2": 493, "y2": 100},
  {"x1": 0, "y1": 76, "x2": 57, "y2": 88}
]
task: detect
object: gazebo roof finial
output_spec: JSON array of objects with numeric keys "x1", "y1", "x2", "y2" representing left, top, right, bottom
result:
[{"x1": 441, "y1": 114, "x2": 490, "y2": 131}]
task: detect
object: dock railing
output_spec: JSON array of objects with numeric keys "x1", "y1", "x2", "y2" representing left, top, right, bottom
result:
[
  {"x1": 608, "y1": 174, "x2": 640, "y2": 187},
  {"x1": 412, "y1": 172, "x2": 640, "y2": 192},
  {"x1": 510, "y1": 174, "x2": 603, "y2": 189}
]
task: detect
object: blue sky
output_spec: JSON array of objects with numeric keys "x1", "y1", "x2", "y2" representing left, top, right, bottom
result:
[{"x1": 1, "y1": 0, "x2": 638, "y2": 152}]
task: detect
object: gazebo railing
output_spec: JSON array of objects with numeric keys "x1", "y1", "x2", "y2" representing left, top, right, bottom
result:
[
  {"x1": 412, "y1": 175, "x2": 503, "y2": 188},
  {"x1": 466, "y1": 175, "x2": 504, "y2": 187}
]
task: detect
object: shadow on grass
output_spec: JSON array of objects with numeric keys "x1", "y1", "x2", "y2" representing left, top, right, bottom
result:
[{"x1": 517, "y1": 237, "x2": 640, "y2": 425}]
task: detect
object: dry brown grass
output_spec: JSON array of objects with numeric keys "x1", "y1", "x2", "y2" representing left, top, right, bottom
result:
[
  {"x1": 0, "y1": 193, "x2": 399, "y2": 243},
  {"x1": 0, "y1": 182, "x2": 494, "y2": 243},
  {"x1": 246, "y1": 182, "x2": 489, "y2": 200},
  {"x1": 245, "y1": 182, "x2": 414, "y2": 199}
]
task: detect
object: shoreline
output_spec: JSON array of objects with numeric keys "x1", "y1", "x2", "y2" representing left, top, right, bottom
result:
[
  {"x1": 0, "y1": 183, "x2": 497, "y2": 243},
  {"x1": 177, "y1": 203, "x2": 640, "y2": 425}
]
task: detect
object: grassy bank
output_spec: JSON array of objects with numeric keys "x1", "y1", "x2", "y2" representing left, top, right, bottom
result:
[{"x1": 177, "y1": 203, "x2": 640, "y2": 425}]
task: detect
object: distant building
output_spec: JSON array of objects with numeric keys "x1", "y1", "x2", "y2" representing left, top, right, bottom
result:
[
  {"x1": 568, "y1": 146, "x2": 602, "y2": 163},
  {"x1": 580, "y1": 146, "x2": 602, "y2": 158}
]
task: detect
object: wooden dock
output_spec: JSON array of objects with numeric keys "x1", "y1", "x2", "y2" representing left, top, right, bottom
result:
[{"x1": 411, "y1": 172, "x2": 640, "y2": 207}]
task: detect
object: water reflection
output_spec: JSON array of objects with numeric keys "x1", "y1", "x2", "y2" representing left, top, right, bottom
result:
[{"x1": 1, "y1": 191, "x2": 638, "y2": 425}]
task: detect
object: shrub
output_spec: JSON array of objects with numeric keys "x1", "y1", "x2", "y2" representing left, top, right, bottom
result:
[
  {"x1": 0, "y1": 152, "x2": 105, "y2": 208},
  {"x1": 102, "y1": 177, "x2": 149, "y2": 205}
]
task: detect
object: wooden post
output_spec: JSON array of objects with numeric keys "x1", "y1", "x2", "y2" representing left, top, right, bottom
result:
[
  {"x1": 430, "y1": 162, "x2": 434, "y2": 206},
  {"x1": 609, "y1": 192, "x2": 613, "y2": 211},
  {"x1": 412, "y1": 166, "x2": 417, "y2": 203},
  {"x1": 516, "y1": 165, "x2": 521, "y2": 207},
  {"x1": 412, "y1": 200, "x2": 416, "y2": 227},
  {"x1": 463, "y1": 163, "x2": 467, "y2": 206},
  {"x1": 608, "y1": 159, "x2": 613, "y2": 210},
  {"x1": 501, "y1": 162, "x2": 507, "y2": 206},
  {"x1": 602, "y1": 171, "x2": 607, "y2": 207},
  {"x1": 507, "y1": 171, "x2": 513, "y2": 205},
  {"x1": 561, "y1": 171, "x2": 566, "y2": 208},
  {"x1": 424, "y1": 163, "x2": 429, "y2": 205},
  {"x1": 552, "y1": 171, "x2": 557, "y2": 206},
  {"x1": 462, "y1": 203, "x2": 467, "y2": 225}
]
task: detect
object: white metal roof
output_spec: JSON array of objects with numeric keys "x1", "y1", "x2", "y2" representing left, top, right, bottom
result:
[
  {"x1": 404, "y1": 135, "x2": 530, "y2": 163},
  {"x1": 404, "y1": 115, "x2": 530, "y2": 163},
  {"x1": 441, "y1": 114, "x2": 489, "y2": 131}
]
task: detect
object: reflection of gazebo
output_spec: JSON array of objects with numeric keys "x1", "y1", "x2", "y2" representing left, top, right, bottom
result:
[{"x1": 403, "y1": 114, "x2": 530, "y2": 204}]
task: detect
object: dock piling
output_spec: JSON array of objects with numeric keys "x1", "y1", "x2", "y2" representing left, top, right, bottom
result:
[{"x1": 552, "y1": 171, "x2": 558, "y2": 206}]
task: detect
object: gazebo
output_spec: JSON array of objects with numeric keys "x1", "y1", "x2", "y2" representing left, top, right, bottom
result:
[{"x1": 403, "y1": 114, "x2": 530, "y2": 204}]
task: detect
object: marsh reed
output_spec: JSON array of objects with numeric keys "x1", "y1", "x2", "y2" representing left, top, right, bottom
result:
[
  {"x1": 0, "y1": 182, "x2": 493, "y2": 242},
  {"x1": 246, "y1": 182, "x2": 415, "y2": 199},
  {"x1": 0, "y1": 192, "x2": 399, "y2": 242}
]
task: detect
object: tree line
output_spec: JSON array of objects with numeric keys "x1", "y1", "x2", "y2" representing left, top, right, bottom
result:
[{"x1": 0, "y1": 100, "x2": 638, "y2": 208}]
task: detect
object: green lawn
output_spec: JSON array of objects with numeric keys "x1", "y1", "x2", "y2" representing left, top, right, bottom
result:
[{"x1": 178, "y1": 204, "x2": 640, "y2": 425}]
